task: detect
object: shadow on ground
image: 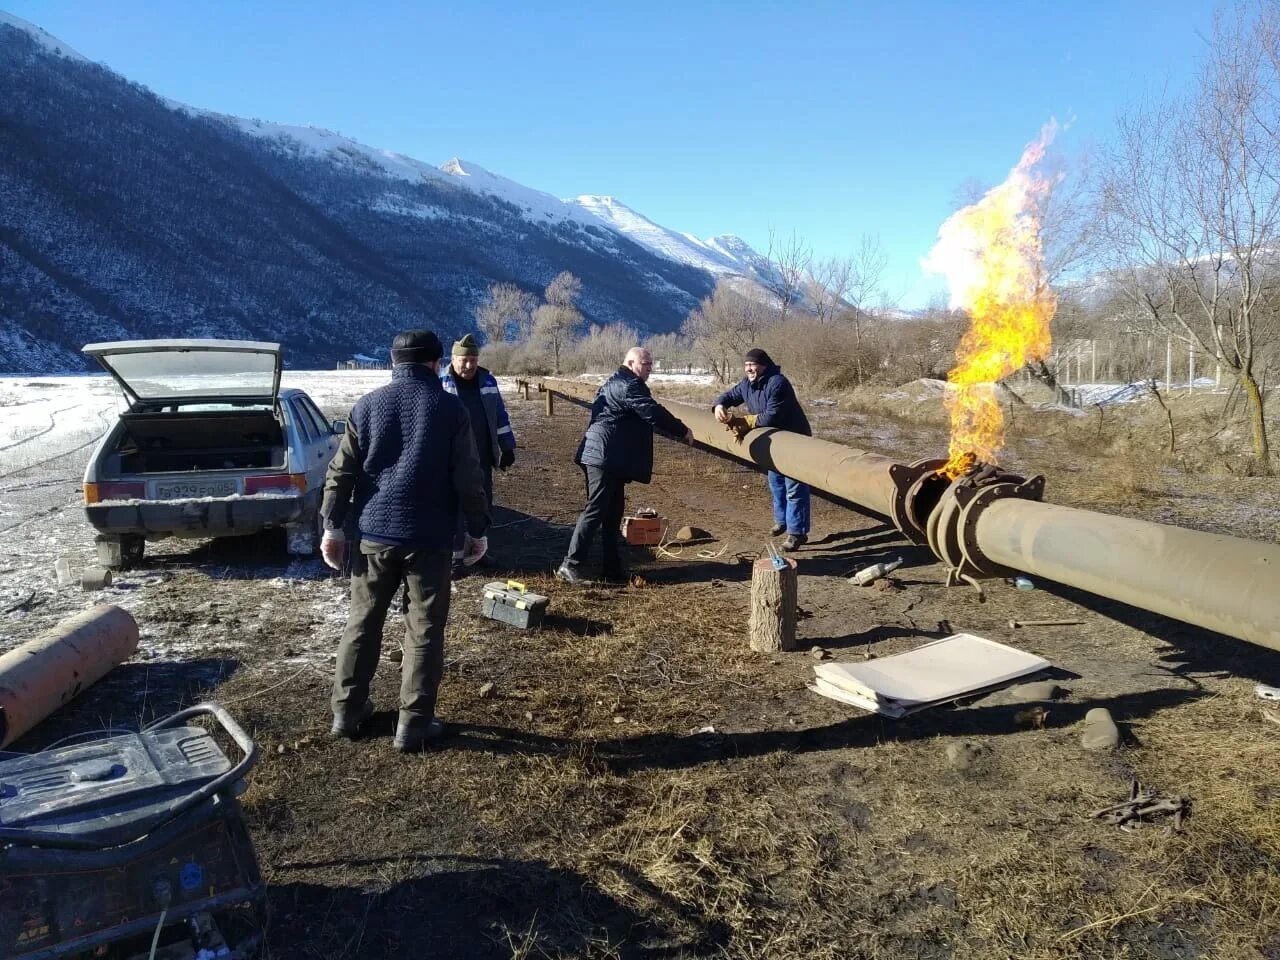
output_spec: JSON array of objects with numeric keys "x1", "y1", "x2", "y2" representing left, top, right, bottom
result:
[
  {"x1": 263, "y1": 856, "x2": 728, "y2": 959},
  {"x1": 6, "y1": 657, "x2": 241, "y2": 752}
]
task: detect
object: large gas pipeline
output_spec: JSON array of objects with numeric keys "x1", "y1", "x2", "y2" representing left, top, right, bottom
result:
[{"x1": 538, "y1": 378, "x2": 1279, "y2": 653}]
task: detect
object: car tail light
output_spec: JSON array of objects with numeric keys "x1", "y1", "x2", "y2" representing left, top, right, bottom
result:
[
  {"x1": 84, "y1": 481, "x2": 146, "y2": 504},
  {"x1": 244, "y1": 473, "x2": 307, "y2": 495}
]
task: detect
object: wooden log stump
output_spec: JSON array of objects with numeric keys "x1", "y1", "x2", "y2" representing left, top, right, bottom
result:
[
  {"x1": 749, "y1": 556, "x2": 798, "y2": 652},
  {"x1": 544, "y1": 388, "x2": 555, "y2": 416}
]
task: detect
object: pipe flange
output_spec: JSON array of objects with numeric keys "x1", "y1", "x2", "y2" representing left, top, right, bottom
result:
[
  {"x1": 889, "y1": 457, "x2": 946, "y2": 544},
  {"x1": 926, "y1": 477, "x2": 968, "y2": 571},
  {"x1": 957, "y1": 475, "x2": 1046, "y2": 578}
]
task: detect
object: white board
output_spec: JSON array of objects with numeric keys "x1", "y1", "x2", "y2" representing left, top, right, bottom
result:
[{"x1": 809, "y1": 633, "x2": 1050, "y2": 717}]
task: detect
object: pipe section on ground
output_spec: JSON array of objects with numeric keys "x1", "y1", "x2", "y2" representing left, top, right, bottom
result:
[
  {"x1": 539, "y1": 378, "x2": 918, "y2": 534},
  {"x1": 0, "y1": 604, "x2": 139, "y2": 747},
  {"x1": 538, "y1": 378, "x2": 1280, "y2": 652},
  {"x1": 973, "y1": 498, "x2": 1280, "y2": 652}
]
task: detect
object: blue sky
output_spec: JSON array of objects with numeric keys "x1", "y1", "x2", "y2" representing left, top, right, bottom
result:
[{"x1": 5, "y1": 0, "x2": 1217, "y2": 307}]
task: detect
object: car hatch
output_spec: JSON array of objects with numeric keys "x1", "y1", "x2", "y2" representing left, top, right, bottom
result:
[{"x1": 82, "y1": 339, "x2": 282, "y2": 405}]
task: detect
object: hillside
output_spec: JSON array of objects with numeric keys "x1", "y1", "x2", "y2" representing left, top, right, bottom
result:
[{"x1": 0, "y1": 16, "x2": 761, "y2": 372}]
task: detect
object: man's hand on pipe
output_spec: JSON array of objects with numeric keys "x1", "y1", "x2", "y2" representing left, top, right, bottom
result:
[{"x1": 713, "y1": 405, "x2": 730, "y2": 424}]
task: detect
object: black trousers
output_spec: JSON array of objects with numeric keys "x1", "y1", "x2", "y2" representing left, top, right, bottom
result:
[
  {"x1": 564, "y1": 465, "x2": 627, "y2": 577},
  {"x1": 332, "y1": 542, "x2": 452, "y2": 731}
]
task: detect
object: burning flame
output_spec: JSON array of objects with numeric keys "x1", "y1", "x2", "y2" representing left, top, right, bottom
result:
[{"x1": 923, "y1": 123, "x2": 1058, "y2": 478}]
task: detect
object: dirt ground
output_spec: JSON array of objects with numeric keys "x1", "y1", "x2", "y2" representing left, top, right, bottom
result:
[{"x1": 3, "y1": 382, "x2": 1279, "y2": 959}]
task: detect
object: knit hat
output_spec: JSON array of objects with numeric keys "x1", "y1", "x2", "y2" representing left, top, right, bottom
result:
[
  {"x1": 744, "y1": 348, "x2": 773, "y2": 366},
  {"x1": 452, "y1": 334, "x2": 481, "y2": 357},
  {"x1": 390, "y1": 329, "x2": 443, "y2": 365}
]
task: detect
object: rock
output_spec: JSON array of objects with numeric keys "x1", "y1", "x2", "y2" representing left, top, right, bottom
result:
[
  {"x1": 1080, "y1": 707, "x2": 1120, "y2": 751},
  {"x1": 80, "y1": 567, "x2": 112, "y2": 590},
  {"x1": 477, "y1": 681, "x2": 496, "y2": 699},
  {"x1": 945, "y1": 740, "x2": 989, "y2": 771},
  {"x1": 674, "y1": 525, "x2": 712, "y2": 541},
  {"x1": 1014, "y1": 706, "x2": 1050, "y2": 730},
  {"x1": 54, "y1": 557, "x2": 76, "y2": 587},
  {"x1": 613, "y1": 715, "x2": 626, "y2": 724},
  {"x1": 810, "y1": 646, "x2": 831, "y2": 661},
  {"x1": 1006, "y1": 681, "x2": 1069, "y2": 702},
  {"x1": 524, "y1": 711, "x2": 534, "y2": 722}
]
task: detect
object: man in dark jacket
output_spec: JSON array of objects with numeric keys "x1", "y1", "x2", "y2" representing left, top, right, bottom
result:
[
  {"x1": 713, "y1": 347, "x2": 813, "y2": 550},
  {"x1": 440, "y1": 333, "x2": 516, "y2": 575},
  {"x1": 321, "y1": 329, "x2": 489, "y2": 752},
  {"x1": 556, "y1": 346, "x2": 693, "y2": 584}
]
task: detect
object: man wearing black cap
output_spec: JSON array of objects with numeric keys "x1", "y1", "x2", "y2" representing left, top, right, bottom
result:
[
  {"x1": 713, "y1": 348, "x2": 813, "y2": 550},
  {"x1": 320, "y1": 329, "x2": 490, "y2": 752},
  {"x1": 440, "y1": 333, "x2": 516, "y2": 576}
]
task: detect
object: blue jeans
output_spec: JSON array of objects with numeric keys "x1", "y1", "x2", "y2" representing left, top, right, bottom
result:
[{"x1": 768, "y1": 470, "x2": 810, "y2": 535}]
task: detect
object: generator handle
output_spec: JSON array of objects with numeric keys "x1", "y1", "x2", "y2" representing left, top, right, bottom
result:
[
  {"x1": 0, "y1": 702, "x2": 259, "y2": 851},
  {"x1": 142, "y1": 701, "x2": 259, "y2": 822}
]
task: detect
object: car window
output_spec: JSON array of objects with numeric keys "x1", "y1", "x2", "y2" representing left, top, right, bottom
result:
[
  {"x1": 288, "y1": 399, "x2": 315, "y2": 443},
  {"x1": 299, "y1": 397, "x2": 332, "y2": 437}
]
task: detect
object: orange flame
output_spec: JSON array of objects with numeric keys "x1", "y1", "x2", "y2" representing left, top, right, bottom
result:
[{"x1": 923, "y1": 123, "x2": 1058, "y2": 478}]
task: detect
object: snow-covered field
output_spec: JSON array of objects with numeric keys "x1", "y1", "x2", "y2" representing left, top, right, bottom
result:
[{"x1": 0, "y1": 371, "x2": 404, "y2": 662}]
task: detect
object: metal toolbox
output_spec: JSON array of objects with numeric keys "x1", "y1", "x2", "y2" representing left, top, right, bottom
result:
[{"x1": 481, "y1": 580, "x2": 550, "y2": 629}]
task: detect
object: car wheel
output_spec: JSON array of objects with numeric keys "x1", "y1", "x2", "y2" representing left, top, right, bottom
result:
[{"x1": 96, "y1": 534, "x2": 144, "y2": 570}]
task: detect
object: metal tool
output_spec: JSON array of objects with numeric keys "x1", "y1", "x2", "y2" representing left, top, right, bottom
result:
[{"x1": 1008, "y1": 618, "x2": 1085, "y2": 629}]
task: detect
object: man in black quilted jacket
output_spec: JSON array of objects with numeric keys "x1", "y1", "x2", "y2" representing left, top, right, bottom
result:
[
  {"x1": 320, "y1": 329, "x2": 489, "y2": 752},
  {"x1": 556, "y1": 346, "x2": 693, "y2": 585}
]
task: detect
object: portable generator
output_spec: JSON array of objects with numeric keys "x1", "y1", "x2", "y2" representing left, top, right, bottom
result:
[{"x1": 0, "y1": 703, "x2": 265, "y2": 959}]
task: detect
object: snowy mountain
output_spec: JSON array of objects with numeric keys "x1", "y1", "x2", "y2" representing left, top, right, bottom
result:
[
  {"x1": 0, "y1": 13, "x2": 767, "y2": 373},
  {"x1": 568, "y1": 196, "x2": 774, "y2": 284}
]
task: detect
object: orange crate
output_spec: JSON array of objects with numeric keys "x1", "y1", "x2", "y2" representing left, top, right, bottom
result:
[{"x1": 622, "y1": 514, "x2": 665, "y2": 546}]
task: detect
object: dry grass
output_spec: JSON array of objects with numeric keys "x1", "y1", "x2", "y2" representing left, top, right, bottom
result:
[{"x1": 30, "y1": 382, "x2": 1278, "y2": 959}]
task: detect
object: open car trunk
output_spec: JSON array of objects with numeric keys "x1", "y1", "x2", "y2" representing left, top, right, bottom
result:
[{"x1": 109, "y1": 409, "x2": 286, "y2": 474}]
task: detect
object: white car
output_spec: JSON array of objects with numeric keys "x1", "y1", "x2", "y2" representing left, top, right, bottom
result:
[{"x1": 82, "y1": 339, "x2": 342, "y2": 568}]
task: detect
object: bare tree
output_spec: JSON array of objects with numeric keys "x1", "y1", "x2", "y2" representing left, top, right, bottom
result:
[
  {"x1": 474, "y1": 281, "x2": 538, "y2": 344},
  {"x1": 804, "y1": 257, "x2": 852, "y2": 324},
  {"x1": 644, "y1": 332, "x2": 692, "y2": 371},
  {"x1": 574, "y1": 323, "x2": 638, "y2": 372},
  {"x1": 1099, "y1": 8, "x2": 1280, "y2": 471},
  {"x1": 531, "y1": 271, "x2": 584, "y2": 374},
  {"x1": 838, "y1": 234, "x2": 889, "y2": 384},
  {"x1": 681, "y1": 280, "x2": 772, "y2": 383},
  {"x1": 764, "y1": 229, "x2": 812, "y2": 323}
]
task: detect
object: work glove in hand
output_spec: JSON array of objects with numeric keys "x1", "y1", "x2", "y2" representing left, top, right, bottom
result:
[
  {"x1": 725, "y1": 415, "x2": 755, "y2": 441},
  {"x1": 498, "y1": 447, "x2": 515, "y2": 470},
  {"x1": 320, "y1": 531, "x2": 345, "y2": 571},
  {"x1": 462, "y1": 534, "x2": 489, "y2": 567}
]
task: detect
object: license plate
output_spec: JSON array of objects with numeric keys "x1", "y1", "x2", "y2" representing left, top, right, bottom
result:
[{"x1": 154, "y1": 480, "x2": 237, "y2": 500}]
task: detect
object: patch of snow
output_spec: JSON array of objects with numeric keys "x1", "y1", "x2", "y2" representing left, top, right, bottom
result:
[{"x1": 0, "y1": 12, "x2": 89, "y2": 62}]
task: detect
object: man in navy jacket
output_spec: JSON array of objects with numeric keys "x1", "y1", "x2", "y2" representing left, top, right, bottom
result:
[
  {"x1": 713, "y1": 347, "x2": 813, "y2": 550},
  {"x1": 556, "y1": 347, "x2": 693, "y2": 584},
  {"x1": 320, "y1": 329, "x2": 489, "y2": 752}
]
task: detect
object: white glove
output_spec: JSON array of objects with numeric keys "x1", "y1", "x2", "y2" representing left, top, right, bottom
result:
[
  {"x1": 462, "y1": 534, "x2": 488, "y2": 567},
  {"x1": 321, "y1": 530, "x2": 345, "y2": 571}
]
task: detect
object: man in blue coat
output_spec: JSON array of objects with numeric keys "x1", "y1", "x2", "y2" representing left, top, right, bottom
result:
[
  {"x1": 320, "y1": 329, "x2": 489, "y2": 752},
  {"x1": 440, "y1": 333, "x2": 516, "y2": 575},
  {"x1": 556, "y1": 346, "x2": 693, "y2": 584},
  {"x1": 713, "y1": 347, "x2": 813, "y2": 551}
]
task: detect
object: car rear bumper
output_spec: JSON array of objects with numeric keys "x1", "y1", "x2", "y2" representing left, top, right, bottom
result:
[{"x1": 85, "y1": 492, "x2": 318, "y2": 539}]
